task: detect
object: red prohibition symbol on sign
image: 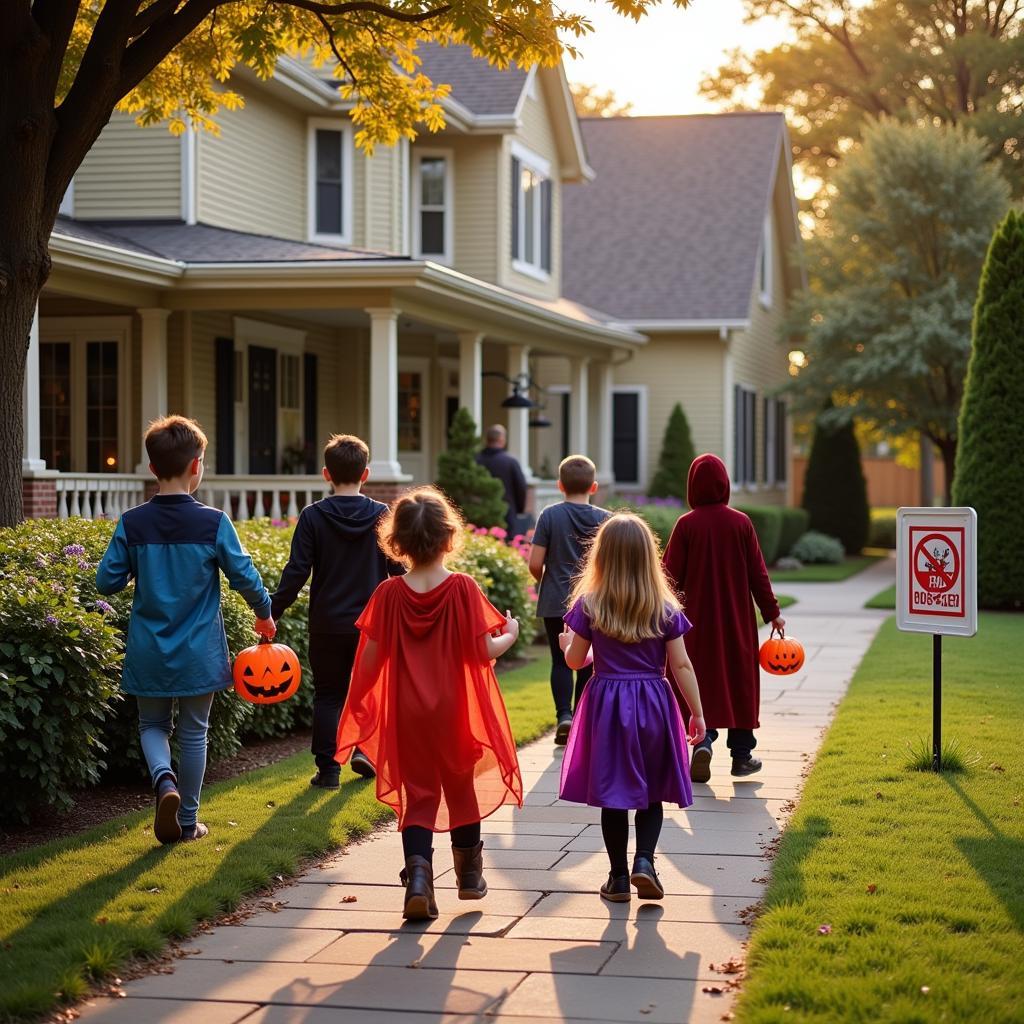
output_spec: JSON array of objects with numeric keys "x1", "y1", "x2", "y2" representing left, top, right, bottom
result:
[{"x1": 913, "y1": 533, "x2": 961, "y2": 593}]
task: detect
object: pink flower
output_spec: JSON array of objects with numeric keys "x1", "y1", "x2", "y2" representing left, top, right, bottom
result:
[
  {"x1": 489, "y1": 526, "x2": 507, "y2": 539},
  {"x1": 474, "y1": 527, "x2": 488, "y2": 536}
]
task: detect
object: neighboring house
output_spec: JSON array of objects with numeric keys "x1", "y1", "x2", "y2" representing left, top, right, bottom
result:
[{"x1": 21, "y1": 46, "x2": 800, "y2": 522}]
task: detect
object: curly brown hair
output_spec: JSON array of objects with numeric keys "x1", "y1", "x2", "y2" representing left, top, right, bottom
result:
[{"x1": 378, "y1": 486, "x2": 465, "y2": 568}]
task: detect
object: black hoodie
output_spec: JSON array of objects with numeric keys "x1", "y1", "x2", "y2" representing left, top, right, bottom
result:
[{"x1": 271, "y1": 494, "x2": 402, "y2": 634}]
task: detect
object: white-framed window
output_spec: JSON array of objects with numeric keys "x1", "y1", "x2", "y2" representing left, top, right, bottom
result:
[
  {"x1": 307, "y1": 118, "x2": 353, "y2": 244},
  {"x1": 611, "y1": 385, "x2": 648, "y2": 488},
  {"x1": 412, "y1": 149, "x2": 453, "y2": 264},
  {"x1": 763, "y1": 396, "x2": 787, "y2": 487},
  {"x1": 510, "y1": 141, "x2": 553, "y2": 280},
  {"x1": 38, "y1": 317, "x2": 132, "y2": 474},
  {"x1": 59, "y1": 179, "x2": 74, "y2": 217},
  {"x1": 734, "y1": 384, "x2": 758, "y2": 487},
  {"x1": 758, "y1": 212, "x2": 773, "y2": 309}
]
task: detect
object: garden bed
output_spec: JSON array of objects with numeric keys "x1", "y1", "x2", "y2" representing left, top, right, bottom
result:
[{"x1": 737, "y1": 613, "x2": 1023, "y2": 1022}]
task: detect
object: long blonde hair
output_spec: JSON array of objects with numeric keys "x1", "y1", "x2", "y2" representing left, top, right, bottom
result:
[{"x1": 569, "y1": 513, "x2": 680, "y2": 643}]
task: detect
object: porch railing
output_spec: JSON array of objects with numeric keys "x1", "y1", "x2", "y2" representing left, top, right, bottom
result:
[
  {"x1": 56, "y1": 474, "x2": 148, "y2": 520},
  {"x1": 53, "y1": 473, "x2": 329, "y2": 522}
]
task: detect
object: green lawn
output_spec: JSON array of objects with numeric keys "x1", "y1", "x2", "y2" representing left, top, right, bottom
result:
[
  {"x1": 777, "y1": 594, "x2": 797, "y2": 610},
  {"x1": 737, "y1": 614, "x2": 1024, "y2": 1023},
  {"x1": 0, "y1": 657, "x2": 554, "y2": 1022},
  {"x1": 866, "y1": 583, "x2": 897, "y2": 609},
  {"x1": 770, "y1": 554, "x2": 883, "y2": 583}
]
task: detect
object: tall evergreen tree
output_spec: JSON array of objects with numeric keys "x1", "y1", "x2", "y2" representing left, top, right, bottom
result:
[
  {"x1": 802, "y1": 403, "x2": 870, "y2": 554},
  {"x1": 435, "y1": 408, "x2": 508, "y2": 529},
  {"x1": 648, "y1": 403, "x2": 697, "y2": 503},
  {"x1": 952, "y1": 210, "x2": 1024, "y2": 609}
]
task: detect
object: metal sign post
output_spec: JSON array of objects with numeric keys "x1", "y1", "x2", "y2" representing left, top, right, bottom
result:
[{"x1": 896, "y1": 507, "x2": 977, "y2": 772}]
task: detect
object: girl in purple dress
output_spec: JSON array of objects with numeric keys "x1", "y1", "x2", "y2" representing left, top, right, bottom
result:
[{"x1": 559, "y1": 513, "x2": 706, "y2": 902}]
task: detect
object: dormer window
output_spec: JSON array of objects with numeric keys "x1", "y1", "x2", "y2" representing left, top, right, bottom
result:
[
  {"x1": 511, "y1": 142, "x2": 552, "y2": 280},
  {"x1": 307, "y1": 119, "x2": 352, "y2": 244},
  {"x1": 413, "y1": 150, "x2": 453, "y2": 264}
]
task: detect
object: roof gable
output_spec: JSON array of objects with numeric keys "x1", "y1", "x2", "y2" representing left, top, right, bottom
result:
[{"x1": 562, "y1": 113, "x2": 798, "y2": 323}]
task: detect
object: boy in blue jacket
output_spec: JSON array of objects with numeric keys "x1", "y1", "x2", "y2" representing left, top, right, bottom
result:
[{"x1": 97, "y1": 416, "x2": 275, "y2": 844}]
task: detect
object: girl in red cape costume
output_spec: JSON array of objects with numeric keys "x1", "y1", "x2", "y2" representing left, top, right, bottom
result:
[
  {"x1": 336, "y1": 487, "x2": 523, "y2": 921},
  {"x1": 662, "y1": 454, "x2": 786, "y2": 782}
]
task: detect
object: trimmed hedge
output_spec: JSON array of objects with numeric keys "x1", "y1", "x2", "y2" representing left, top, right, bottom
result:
[
  {"x1": 779, "y1": 507, "x2": 810, "y2": 557},
  {"x1": 868, "y1": 508, "x2": 898, "y2": 550},
  {"x1": 607, "y1": 499, "x2": 682, "y2": 550},
  {"x1": 0, "y1": 516, "x2": 535, "y2": 824},
  {"x1": 735, "y1": 505, "x2": 784, "y2": 565}
]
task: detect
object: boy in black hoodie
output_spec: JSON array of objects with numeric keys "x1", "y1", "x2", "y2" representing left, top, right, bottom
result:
[{"x1": 272, "y1": 434, "x2": 401, "y2": 787}]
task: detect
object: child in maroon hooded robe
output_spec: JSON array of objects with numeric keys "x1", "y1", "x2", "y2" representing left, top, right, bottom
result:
[{"x1": 662, "y1": 453, "x2": 786, "y2": 781}]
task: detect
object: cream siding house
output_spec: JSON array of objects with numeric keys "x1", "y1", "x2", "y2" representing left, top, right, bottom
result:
[{"x1": 23, "y1": 47, "x2": 800, "y2": 523}]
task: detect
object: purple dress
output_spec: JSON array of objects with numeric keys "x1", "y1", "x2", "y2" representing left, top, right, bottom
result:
[{"x1": 560, "y1": 598, "x2": 693, "y2": 810}]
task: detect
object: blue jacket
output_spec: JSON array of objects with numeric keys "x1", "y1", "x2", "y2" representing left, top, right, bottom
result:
[{"x1": 96, "y1": 493, "x2": 271, "y2": 697}]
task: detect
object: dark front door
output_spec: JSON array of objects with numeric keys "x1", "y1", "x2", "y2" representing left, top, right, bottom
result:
[{"x1": 249, "y1": 345, "x2": 277, "y2": 474}]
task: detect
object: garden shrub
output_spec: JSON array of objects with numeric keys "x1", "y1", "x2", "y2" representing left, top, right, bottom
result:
[
  {"x1": 450, "y1": 529, "x2": 536, "y2": 656},
  {"x1": 648, "y1": 403, "x2": 696, "y2": 503},
  {"x1": 952, "y1": 210, "x2": 1024, "y2": 609},
  {"x1": 735, "y1": 505, "x2": 784, "y2": 565},
  {"x1": 802, "y1": 402, "x2": 870, "y2": 554},
  {"x1": 779, "y1": 507, "x2": 810, "y2": 556},
  {"x1": 868, "y1": 508, "x2": 898, "y2": 549},
  {"x1": 436, "y1": 408, "x2": 508, "y2": 529},
  {"x1": 0, "y1": 542, "x2": 123, "y2": 825},
  {"x1": 790, "y1": 530, "x2": 845, "y2": 565},
  {"x1": 606, "y1": 498, "x2": 682, "y2": 550}
]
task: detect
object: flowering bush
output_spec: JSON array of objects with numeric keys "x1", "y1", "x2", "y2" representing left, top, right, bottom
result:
[{"x1": 452, "y1": 529, "x2": 536, "y2": 657}]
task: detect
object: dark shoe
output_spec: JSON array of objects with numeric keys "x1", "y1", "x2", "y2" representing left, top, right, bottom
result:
[
  {"x1": 400, "y1": 855, "x2": 438, "y2": 920},
  {"x1": 554, "y1": 713, "x2": 573, "y2": 746},
  {"x1": 731, "y1": 756, "x2": 763, "y2": 777},
  {"x1": 178, "y1": 822, "x2": 209, "y2": 842},
  {"x1": 154, "y1": 778, "x2": 182, "y2": 845},
  {"x1": 452, "y1": 841, "x2": 488, "y2": 900},
  {"x1": 690, "y1": 746, "x2": 712, "y2": 784},
  {"x1": 600, "y1": 872, "x2": 632, "y2": 903},
  {"x1": 631, "y1": 855, "x2": 665, "y2": 900},
  {"x1": 350, "y1": 749, "x2": 376, "y2": 779},
  {"x1": 310, "y1": 769, "x2": 341, "y2": 789}
]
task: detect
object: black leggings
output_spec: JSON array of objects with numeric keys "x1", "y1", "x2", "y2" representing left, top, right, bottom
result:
[
  {"x1": 402, "y1": 822, "x2": 481, "y2": 861},
  {"x1": 544, "y1": 617, "x2": 592, "y2": 717},
  {"x1": 600, "y1": 804, "x2": 664, "y2": 876}
]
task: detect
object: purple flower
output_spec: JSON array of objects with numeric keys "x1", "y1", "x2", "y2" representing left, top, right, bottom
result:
[
  {"x1": 35, "y1": 555, "x2": 47, "y2": 569},
  {"x1": 62, "y1": 544, "x2": 86, "y2": 558},
  {"x1": 44, "y1": 614, "x2": 60, "y2": 628},
  {"x1": 49, "y1": 582, "x2": 66, "y2": 594},
  {"x1": 95, "y1": 600, "x2": 114, "y2": 615},
  {"x1": 78, "y1": 559, "x2": 91, "y2": 570}
]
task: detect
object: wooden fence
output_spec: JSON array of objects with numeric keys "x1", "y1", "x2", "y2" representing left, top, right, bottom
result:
[{"x1": 790, "y1": 456, "x2": 945, "y2": 509}]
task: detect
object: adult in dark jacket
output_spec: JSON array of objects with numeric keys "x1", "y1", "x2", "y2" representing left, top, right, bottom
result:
[
  {"x1": 272, "y1": 434, "x2": 402, "y2": 787},
  {"x1": 662, "y1": 453, "x2": 785, "y2": 781},
  {"x1": 476, "y1": 423, "x2": 528, "y2": 537}
]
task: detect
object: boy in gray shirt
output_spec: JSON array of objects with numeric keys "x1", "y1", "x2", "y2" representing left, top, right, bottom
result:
[{"x1": 529, "y1": 455, "x2": 611, "y2": 743}]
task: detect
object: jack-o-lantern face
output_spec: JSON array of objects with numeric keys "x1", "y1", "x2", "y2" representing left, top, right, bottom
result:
[
  {"x1": 759, "y1": 632, "x2": 805, "y2": 676},
  {"x1": 233, "y1": 640, "x2": 302, "y2": 704}
]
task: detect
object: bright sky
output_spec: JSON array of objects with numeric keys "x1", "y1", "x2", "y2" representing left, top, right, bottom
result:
[{"x1": 560, "y1": 0, "x2": 793, "y2": 115}]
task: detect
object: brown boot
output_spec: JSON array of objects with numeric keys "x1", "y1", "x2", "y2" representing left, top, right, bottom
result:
[
  {"x1": 399, "y1": 855, "x2": 438, "y2": 920},
  {"x1": 452, "y1": 841, "x2": 488, "y2": 900}
]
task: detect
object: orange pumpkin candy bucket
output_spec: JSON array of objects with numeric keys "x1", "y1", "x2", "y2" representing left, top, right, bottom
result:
[
  {"x1": 233, "y1": 638, "x2": 302, "y2": 704},
  {"x1": 759, "y1": 628, "x2": 805, "y2": 676}
]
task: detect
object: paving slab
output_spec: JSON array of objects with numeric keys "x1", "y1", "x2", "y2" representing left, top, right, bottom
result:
[
  {"x1": 186, "y1": 925, "x2": 340, "y2": 962},
  {"x1": 527, "y1": 891, "x2": 751, "y2": 924},
  {"x1": 75, "y1": 999, "x2": 260, "y2": 1024},
  {"x1": 278, "y1": 883, "x2": 543, "y2": 917},
  {"x1": 244, "y1": 906, "x2": 519, "y2": 935}
]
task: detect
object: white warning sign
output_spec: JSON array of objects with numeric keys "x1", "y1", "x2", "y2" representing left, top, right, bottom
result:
[{"x1": 897, "y1": 507, "x2": 977, "y2": 637}]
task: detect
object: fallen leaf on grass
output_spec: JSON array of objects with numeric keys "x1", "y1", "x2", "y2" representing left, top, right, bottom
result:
[
  {"x1": 875, "y1": 792, "x2": 884, "y2": 800},
  {"x1": 146, "y1": 887, "x2": 161, "y2": 894},
  {"x1": 817, "y1": 924, "x2": 832, "y2": 935},
  {"x1": 712, "y1": 958, "x2": 744, "y2": 975},
  {"x1": 266, "y1": 800, "x2": 276, "y2": 808},
  {"x1": 988, "y1": 763, "x2": 1005, "y2": 773},
  {"x1": 866, "y1": 884, "x2": 877, "y2": 894},
  {"x1": 921, "y1": 986, "x2": 930, "y2": 994},
  {"x1": 96, "y1": 917, "x2": 108, "y2": 925}
]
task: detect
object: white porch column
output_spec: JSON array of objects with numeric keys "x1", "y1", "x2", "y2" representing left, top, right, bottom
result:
[
  {"x1": 568, "y1": 356, "x2": 590, "y2": 456},
  {"x1": 594, "y1": 360, "x2": 614, "y2": 485},
  {"x1": 137, "y1": 309, "x2": 170, "y2": 470},
  {"x1": 457, "y1": 331, "x2": 483, "y2": 428},
  {"x1": 505, "y1": 343, "x2": 532, "y2": 477},
  {"x1": 365, "y1": 307, "x2": 406, "y2": 479},
  {"x1": 23, "y1": 304, "x2": 45, "y2": 470}
]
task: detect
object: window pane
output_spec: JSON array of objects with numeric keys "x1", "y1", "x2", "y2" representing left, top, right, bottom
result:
[
  {"x1": 315, "y1": 129, "x2": 344, "y2": 235},
  {"x1": 397, "y1": 371, "x2": 423, "y2": 451},
  {"x1": 316, "y1": 130, "x2": 341, "y2": 181},
  {"x1": 420, "y1": 157, "x2": 445, "y2": 207},
  {"x1": 86, "y1": 340, "x2": 118, "y2": 473},
  {"x1": 523, "y1": 172, "x2": 536, "y2": 264},
  {"x1": 420, "y1": 211, "x2": 445, "y2": 255},
  {"x1": 40, "y1": 341, "x2": 72, "y2": 472},
  {"x1": 612, "y1": 392, "x2": 640, "y2": 484},
  {"x1": 316, "y1": 183, "x2": 341, "y2": 235}
]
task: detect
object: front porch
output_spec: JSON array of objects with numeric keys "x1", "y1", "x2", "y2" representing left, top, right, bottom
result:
[{"x1": 23, "y1": 228, "x2": 642, "y2": 519}]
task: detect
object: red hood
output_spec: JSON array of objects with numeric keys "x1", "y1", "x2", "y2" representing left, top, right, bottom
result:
[{"x1": 687, "y1": 454, "x2": 731, "y2": 507}]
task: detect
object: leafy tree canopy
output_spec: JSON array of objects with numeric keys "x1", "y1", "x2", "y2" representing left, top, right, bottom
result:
[
  {"x1": 570, "y1": 81, "x2": 634, "y2": 118},
  {"x1": 702, "y1": 0, "x2": 1024, "y2": 206},
  {"x1": 783, "y1": 119, "x2": 1010, "y2": 497}
]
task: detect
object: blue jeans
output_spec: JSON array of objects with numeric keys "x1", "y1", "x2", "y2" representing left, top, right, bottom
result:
[
  {"x1": 137, "y1": 694, "x2": 215, "y2": 828},
  {"x1": 697, "y1": 728, "x2": 757, "y2": 761}
]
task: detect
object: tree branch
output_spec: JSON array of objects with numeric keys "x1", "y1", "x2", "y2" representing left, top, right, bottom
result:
[
  {"x1": 276, "y1": 0, "x2": 451, "y2": 24},
  {"x1": 129, "y1": 0, "x2": 185, "y2": 38},
  {"x1": 315, "y1": 11, "x2": 358, "y2": 85},
  {"x1": 30, "y1": 0, "x2": 84, "y2": 97}
]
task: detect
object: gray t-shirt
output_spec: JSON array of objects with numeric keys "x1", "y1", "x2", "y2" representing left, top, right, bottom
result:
[{"x1": 533, "y1": 501, "x2": 611, "y2": 618}]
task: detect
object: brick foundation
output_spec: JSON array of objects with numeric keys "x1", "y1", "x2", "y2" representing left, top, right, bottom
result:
[
  {"x1": 361, "y1": 481, "x2": 416, "y2": 504},
  {"x1": 22, "y1": 476, "x2": 58, "y2": 519}
]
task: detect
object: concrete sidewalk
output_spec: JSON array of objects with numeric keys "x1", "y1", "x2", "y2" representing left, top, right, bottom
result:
[{"x1": 77, "y1": 558, "x2": 895, "y2": 1024}]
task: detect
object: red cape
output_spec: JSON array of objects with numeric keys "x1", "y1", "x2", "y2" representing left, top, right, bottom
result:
[
  {"x1": 337, "y1": 572, "x2": 523, "y2": 831},
  {"x1": 662, "y1": 454, "x2": 780, "y2": 729}
]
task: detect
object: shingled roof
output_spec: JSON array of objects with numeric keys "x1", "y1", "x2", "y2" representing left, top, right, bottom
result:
[
  {"x1": 562, "y1": 113, "x2": 790, "y2": 323},
  {"x1": 53, "y1": 216, "x2": 401, "y2": 263},
  {"x1": 415, "y1": 42, "x2": 529, "y2": 117}
]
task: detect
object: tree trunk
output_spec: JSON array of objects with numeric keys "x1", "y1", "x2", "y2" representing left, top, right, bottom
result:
[{"x1": 919, "y1": 433, "x2": 934, "y2": 506}]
